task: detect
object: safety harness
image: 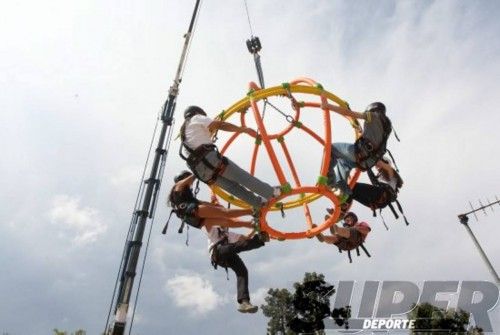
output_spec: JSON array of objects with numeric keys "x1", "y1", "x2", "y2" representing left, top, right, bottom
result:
[
  {"x1": 178, "y1": 117, "x2": 228, "y2": 185},
  {"x1": 209, "y1": 227, "x2": 230, "y2": 280},
  {"x1": 366, "y1": 168, "x2": 409, "y2": 225},
  {"x1": 338, "y1": 244, "x2": 372, "y2": 264},
  {"x1": 355, "y1": 112, "x2": 393, "y2": 170},
  {"x1": 161, "y1": 181, "x2": 202, "y2": 245},
  {"x1": 335, "y1": 223, "x2": 371, "y2": 263}
]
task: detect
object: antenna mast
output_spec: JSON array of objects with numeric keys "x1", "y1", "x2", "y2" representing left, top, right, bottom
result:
[{"x1": 458, "y1": 197, "x2": 500, "y2": 285}]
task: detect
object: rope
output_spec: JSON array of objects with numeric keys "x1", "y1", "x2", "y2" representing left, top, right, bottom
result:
[
  {"x1": 243, "y1": 0, "x2": 254, "y2": 36},
  {"x1": 179, "y1": 0, "x2": 203, "y2": 80}
]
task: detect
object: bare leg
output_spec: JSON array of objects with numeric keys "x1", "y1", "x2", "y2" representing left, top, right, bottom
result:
[
  {"x1": 197, "y1": 204, "x2": 253, "y2": 219},
  {"x1": 322, "y1": 234, "x2": 340, "y2": 244},
  {"x1": 203, "y1": 218, "x2": 254, "y2": 230},
  {"x1": 334, "y1": 226, "x2": 351, "y2": 239},
  {"x1": 325, "y1": 215, "x2": 351, "y2": 239}
]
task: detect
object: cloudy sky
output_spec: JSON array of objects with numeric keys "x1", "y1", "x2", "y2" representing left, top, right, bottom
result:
[{"x1": 1, "y1": 0, "x2": 499, "y2": 334}]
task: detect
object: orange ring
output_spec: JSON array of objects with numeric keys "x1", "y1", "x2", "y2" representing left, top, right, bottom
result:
[
  {"x1": 259, "y1": 186, "x2": 340, "y2": 240},
  {"x1": 212, "y1": 77, "x2": 362, "y2": 240}
]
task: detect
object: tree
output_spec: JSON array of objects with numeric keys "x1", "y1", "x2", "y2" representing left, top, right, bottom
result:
[
  {"x1": 261, "y1": 288, "x2": 296, "y2": 335},
  {"x1": 408, "y1": 303, "x2": 483, "y2": 335},
  {"x1": 261, "y1": 272, "x2": 350, "y2": 335}
]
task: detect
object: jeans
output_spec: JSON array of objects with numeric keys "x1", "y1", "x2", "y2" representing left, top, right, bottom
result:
[
  {"x1": 193, "y1": 150, "x2": 274, "y2": 208},
  {"x1": 327, "y1": 143, "x2": 357, "y2": 195},
  {"x1": 214, "y1": 235, "x2": 265, "y2": 303}
]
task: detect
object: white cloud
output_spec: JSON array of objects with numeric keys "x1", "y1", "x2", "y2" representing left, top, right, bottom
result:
[
  {"x1": 251, "y1": 287, "x2": 269, "y2": 307},
  {"x1": 48, "y1": 194, "x2": 107, "y2": 246},
  {"x1": 1, "y1": 1, "x2": 500, "y2": 334},
  {"x1": 110, "y1": 165, "x2": 143, "y2": 188},
  {"x1": 165, "y1": 274, "x2": 222, "y2": 316}
]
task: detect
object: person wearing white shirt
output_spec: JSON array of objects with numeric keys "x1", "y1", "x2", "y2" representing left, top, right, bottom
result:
[
  {"x1": 203, "y1": 225, "x2": 269, "y2": 313},
  {"x1": 180, "y1": 106, "x2": 280, "y2": 210}
]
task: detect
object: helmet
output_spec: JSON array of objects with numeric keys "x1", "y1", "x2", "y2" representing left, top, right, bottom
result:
[
  {"x1": 365, "y1": 102, "x2": 386, "y2": 115},
  {"x1": 174, "y1": 170, "x2": 192, "y2": 183},
  {"x1": 184, "y1": 105, "x2": 206, "y2": 119},
  {"x1": 344, "y1": 212, "x2": 358, "y2": 224}
]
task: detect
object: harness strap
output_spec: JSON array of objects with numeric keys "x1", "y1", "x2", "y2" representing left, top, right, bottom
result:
[
  {"x1": 178, "y1": 221, "x2": 186, "y2": 234},
  {"x1": 355, "y1": 139, "x2": 386, "y2": 170},
  {"x1": 367, "y1": 168, "x2": 380, "y2": 186},
  {"x1": 392, "y1": 125, "x2": 401, "y2": 142},
  {"x1": 179, "y1": 138, "x2": 191, "y2": 161},
  {"x1": 360, "y1": 244, "x2": 371, "y2": 257},
  {"x1": 386, "y1": 149, "x2": 400, "y2": 172},
  {"x1": 395, "y1": 199, "x2": 410, "y2": 225},
  {"x1": 185, "y1": 144, "x2": 228, "y2": 184},
  {"x1": 161, "y1": 210, "x2": 175, "y2": 235},
  {"x1": 179, "y1": 119, "x2": 194, "y2": 161},
  {"x1": 368, "y1": 168, "x2": 404, "y2": 224},
  {"x1": 180, "y1": 119, "x2": 224, "y2": 181},
  {"x1": 379, "y1": 210, "x2": 389, "y2": 231},
  {"x1": 388, "y1": 202, "x2": 400, "y2": 219},
  {"x1": 209, "y1": 235, "x2": 230, "y2": 280}
]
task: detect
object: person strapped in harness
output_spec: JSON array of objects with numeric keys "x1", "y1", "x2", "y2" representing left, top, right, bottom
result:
[
  {"x1": 315, "y1": 211, "x2": 372, "y2": 263},
  {"x1": 163, "y1": 170, "x2": 256, "y2": 234},
  {"x1": 164, "y1": 170, "x2": 269, "y2": 314},
  {"x1": 206, "y1": 226, "x2": 269, "y2": 314},
  {"x1": 351, "y1": 157, "x2": 410, "y2": 225},
  {"x1": 321, "y1": 99, "x2": 398, "y2": 201},
  {"x1": 179, "y1": 106, "x2": 281, "y2": 212}
]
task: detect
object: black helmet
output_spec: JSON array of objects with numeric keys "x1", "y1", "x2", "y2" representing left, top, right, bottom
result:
[
  {"x1": 184, "y1": 105, "x2": 206, "y2": 119},
  {"x1": 365, "y1": 102, "x2": 386, "y2": 115},
  {"x1": 344, "y1": 212, "x2": 358, "y2": 223},
  {"x1": 174, "y1": 170, "x2": 192, "y2": 183}
]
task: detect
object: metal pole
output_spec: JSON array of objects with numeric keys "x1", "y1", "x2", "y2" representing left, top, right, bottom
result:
[
  {"x1": 458, "y1": 215, "x2": 500, "y2": 285},
  {"x1": 107, "y1": 1, "x2": 202, "y2": 334}
]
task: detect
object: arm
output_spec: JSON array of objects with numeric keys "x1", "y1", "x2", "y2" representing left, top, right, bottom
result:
[
  {"x1": 321, "y1": 99, "x2": 366, "y2": 120},
  {"x1": 173, "y1": 174, "x2": 196, "y2": 192},
  {"x1": 208, "y1": 120, "x2": 257, "y2": 137}
]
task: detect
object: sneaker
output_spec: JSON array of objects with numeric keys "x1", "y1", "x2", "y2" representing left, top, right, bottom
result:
[
  {"x1": 252, "y1": 207, "x2": 261, "y2": 220},
  {"x1": 272, "y1": 186, "x2": 282, "y2": 198},
  {"x1": 238, "y1": 301, "x2": 258, "y2": 313},
  {"x1": 326, "y1": 207, "x2": 346, "y2": 223},
  {"x1": 259, "y1": 198, "x2": 268, "y2": 208},
  {"x1": 258, "y1": 231, "x2": 270, "y2": 243},
  {"x1": 251, "y1": 208, "x2": 261, "y2": 231},
  {"x1": 340, "y1": 201, "x2": 352, "y2": 211}
]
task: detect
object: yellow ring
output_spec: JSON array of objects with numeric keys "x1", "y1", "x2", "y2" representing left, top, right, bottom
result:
[{"x1": 212, "y1": 83, "x2": 352, "y2": 210}]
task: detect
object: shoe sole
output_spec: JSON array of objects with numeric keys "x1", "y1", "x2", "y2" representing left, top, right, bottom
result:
[{"x1": 238, "y1": 307, "x2": 258, "y2": 313}]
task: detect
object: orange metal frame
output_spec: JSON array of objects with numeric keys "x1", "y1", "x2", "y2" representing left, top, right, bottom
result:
[{"x1": 213, "y1": 78, "x2": 362, "y2": 240}]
